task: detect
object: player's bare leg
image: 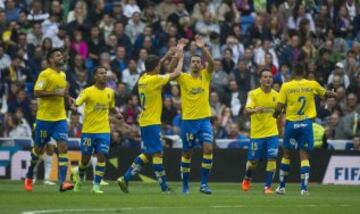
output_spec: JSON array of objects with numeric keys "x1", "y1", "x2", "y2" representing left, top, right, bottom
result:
[
  {"x1": 181, "y1": 149, "x2": 193, "y2": 194},
  {"x1": 299, "y1": 150, "x2": 310, "y2": 195},
  {"x1": 200, "y1": 143, "x2": 213, "y2": 195},
  {"x1": 276, "y1": 148, "x2": 290, "y2": 195},
  {"x1": 57, "y1": 141, "x2": 74, "y2": 192},
  {"x1": 24, "y1": 146, "x2": 44, "y2": 192}
]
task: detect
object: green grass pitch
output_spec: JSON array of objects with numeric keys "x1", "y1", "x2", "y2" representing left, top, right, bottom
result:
[{"x1": 0, "y1": 180, "x2": 358, "y2": 214}]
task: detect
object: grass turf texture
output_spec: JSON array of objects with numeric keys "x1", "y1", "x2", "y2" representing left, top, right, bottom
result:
[{"x1": 0, "y1": 180, "x2": 358, "y2": 214}]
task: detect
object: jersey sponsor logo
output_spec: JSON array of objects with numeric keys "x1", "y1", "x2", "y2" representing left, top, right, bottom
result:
[
  {"x1": 286, "y1": 87, "x2": 313, "y2": 94},
  {"x1": 94, "y1": 103, "x2": 107, "y2": 111},
  {"x1": 189, "y1": 87, "x2": 204, "y2": 95}
]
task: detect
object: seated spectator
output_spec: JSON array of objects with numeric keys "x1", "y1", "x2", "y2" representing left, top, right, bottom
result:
[
  {"x1": 351, "y1": 135, "x2": 360, "y2": 151},
  {"x1": 125, "y1": 12, "x2": 145, "y2": 44},
  {"x1": 68, "y1": 112, "x2": 82, "y2": 138},
  {"x1": 327, "y1": 62, "x2": 350, "y2": 89}
]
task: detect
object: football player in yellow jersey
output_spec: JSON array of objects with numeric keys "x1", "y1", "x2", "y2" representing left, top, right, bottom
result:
[
  {"x1": 24, "y1": 49, "x2": 74, "y2": 192},
  {"x1": 70, "y1": 66, "x2": 120, "y2": 194},
  {"x1": 241, "y1": 69, "x2": 280, "y2": 194},
  {"x1": 273, "y1": 64, "x2": 336, "y2": 195},
  {"x1": 117, "y1": 39, "x2": 187, "y2": 193},
  {"x1": 177, "y1": 36, "x2": 215, "y2": 195}
]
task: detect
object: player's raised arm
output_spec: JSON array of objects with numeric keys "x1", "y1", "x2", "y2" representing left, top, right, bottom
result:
[
  {"x1": 169, "y1": 39, "x2": 187, "y2": 80},
  {"x1": 160, "y1": 46, "x2": 177, "y2": 73},
  {"x1": 195, "y1": 35, "x2": 214, "y2": 73}
]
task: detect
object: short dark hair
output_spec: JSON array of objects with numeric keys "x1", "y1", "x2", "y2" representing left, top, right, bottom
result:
[
  {"x1": 259, "y1": 68, "x2": 272, "y2": 77},
  {"x1": 94, "y1": 66, "x2": 107, "y2": 74},
  {"x1": 46, "y1": 48, "x2": 63, "y2": 62},
  {"x1": 293, "y1": 64, "x2": 305, "y2": 76},
  {"x1": 190, "y1": 55, "x2": 201, "y2": 60},
  {"x1": 145, "y1": 55, "x2": 160, "y2": 72}
]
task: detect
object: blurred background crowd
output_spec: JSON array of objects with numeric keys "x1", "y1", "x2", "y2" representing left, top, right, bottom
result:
[{"x1": 0, "y1": 0, "x2": 359, "y2": 150}]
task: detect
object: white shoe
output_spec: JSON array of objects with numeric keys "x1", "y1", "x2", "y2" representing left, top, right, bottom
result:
[
  {"x1": 100, "y1": 180, "x2": 109, "y2": 186},
  {"x1": 44, "y1": 180, "x2": 56, "y2": 185},
  {"x1": 300, "y1": 190, "x2": 310, "y2": 196},
  {"x1": 275, "y1": 186, "x2": 286, "y2": 195}
]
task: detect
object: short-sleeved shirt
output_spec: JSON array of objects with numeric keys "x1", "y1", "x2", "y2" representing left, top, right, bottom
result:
[
  {"x1": 34, "y1": 68, "x2": 67, "y2": 121},
  {"x1": 138, "y1": 73, "x2": 170, "y2": 127},
  {"x1": 177, "y1": 69, "x2": 212, "y2": 120},
  {"x1": 246, "y1": 88, "x2": 279, "y2": 139},
  {"x1": 76, "y1": 86, "x2": 115, "y2": 133},
  {"x1": 278, "y1": 79, "x2": 326, "y2": 121}
]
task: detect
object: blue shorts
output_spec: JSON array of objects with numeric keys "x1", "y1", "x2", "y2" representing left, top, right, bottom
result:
[
  {"x1": 81, "y1": 133, "x2": 111, "y2": 155},
  {"x1": 34, "y1": 120, "x2": 68, "y2": 147},
  {"x1": 180, "y1": 118, "x2": 213, "y2": 152},
  {"x1": 283, "y1": 119, "x2": 314, "y2": 151},
  {"x1": 248, "y1": 136, "x2": 279, "y2": 161},
  {"x1": 140, "y1": 125, "x2": 163, "y2": 154}
]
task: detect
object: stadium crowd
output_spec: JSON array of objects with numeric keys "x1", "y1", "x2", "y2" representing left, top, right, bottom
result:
[{"x1": 0, "y1": 0, "x2": 359, "y2": 150}]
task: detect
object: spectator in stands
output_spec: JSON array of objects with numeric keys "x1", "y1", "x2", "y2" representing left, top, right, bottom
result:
[
  {"x1": 27, "y1": 0, "x2": 49, "y2": 23},
  {"x1": 87, "y1": 26, "x2": 106, "y2": 67},
  {"x1": 4, "y1": 113, "x2": 31, "y2": 138},
  {"x1": 231, "y1": 59, "x2": 251, "y2": 94},
  {"x1": 5, "y1": 0, "x2": 20, "y2": 22},
  {"x1": 211, "y1": 116, "x2": 227, "y2": 141},
  {"x1": 68, "y1": 112, "x2": 82, "y2": 138},
  {"x1": 0, "y1": 45, "x2": 11, "y2": 71},
  {"x1": 210, "y1": 91, "x2": 226, "y2": 117},
  {"x1": 122, "y1": 58, "x2": 140, "y2": 91},
  {"x1": 225, "y1": 80, "x2": 242, "y2": 119},
  {"x1": 326, "y1": 112, "x2": 347, "y2": 140},
  {"x1": 344, "y1": 93, "x2": 360, "y2": 114},
  {"x1": 211, "y1": 59, "x2": 229, "y2": 97},
  {"x1": 221, "y1": 48, "x2": 235, "y2": 74},
  {"x1": 125, "y1": 12, "x2": 145, "y2": 44},
  {"x1": 161, "y1": 96, "x2": 177, "y2": 134},
  {"x1": 352, "y1": 135, "x2": 360, "y2": 151},
  {"x1": 341, "y1": 110, "x2": 360, "y2": 139},
  {"x1": 327, "y1": 62, "x2": 350, "y2": 89}
]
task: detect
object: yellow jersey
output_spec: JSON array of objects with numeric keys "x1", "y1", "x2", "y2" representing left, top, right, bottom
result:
[
  {"x1": 278, "y1": 79, "x2": 326, "y2": 121},
  {"x1": 34, "y1": 68, "x2": 67, "y2": 121},
  {"x1": 76, "y1": 85, "x2": 115, "y2": 133},
  {"x1": 246, "y1": 88, "x2": 279, "y2": 138},
  {"x1": 177, "y1": 69, "x2": 212, "y2": 120},
  {"x1": 138, "y1": 73, "x2": 170, "y2": 127}
]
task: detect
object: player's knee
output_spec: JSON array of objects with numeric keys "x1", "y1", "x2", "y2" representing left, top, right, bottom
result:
[
  {"x1": 34, "y1": 146, "x2": 44, "y2": 156},
  {"x1": 299, "y1": 150, "x2": 309, "y2": 161},
  {"x1": 247, "y1": 160, "x2": 258, "y2": 169},
  {"x1": 96, "y1": 153, "x2": 106, "y2": 163},
  {"x1": 45, "y1": 145, "x2": 55, "y2": 156},
  {"x1": 203, "y1": 144, "x2": 213, "y2": 154},
  {"x1": 182, "y1": 151, "x2": 192, "y2": 159},
  {"x1": 57, "y1": 142, "x2": 68, "y2": 153},
  {"x1": 152, "y1": 152, "x2": 163, "y2": 158}
]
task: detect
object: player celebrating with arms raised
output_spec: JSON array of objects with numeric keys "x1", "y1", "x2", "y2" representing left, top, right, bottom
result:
[
  {"x1": 71, "y1": 66, "x2": 120, "y2": 194},
  {"x1": 273, "y1": 64, "x2": 336, "y2": 195},
  {"x1": 24, "y1": 48, "x2": 74, "y2": 192},
  {"x1": 178, "y1": 36, "x2": 215, "y2": 195},
  {"x1": 117, "y1": 39, "x2": 187, "y2": 193},
  {"x1": 242, "y1": 69, "x2": 280, "y2": 194}
]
